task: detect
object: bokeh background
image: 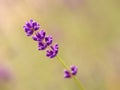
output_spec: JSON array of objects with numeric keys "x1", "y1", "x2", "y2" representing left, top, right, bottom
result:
[{"x1": 0, "y1": 0, "x2": 120, "y2": 90}]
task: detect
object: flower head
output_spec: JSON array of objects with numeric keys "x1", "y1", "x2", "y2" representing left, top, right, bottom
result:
[
  {"x1": 64, "y1": 69, "x2": 71, "y2": 78},
  {"x1": 46, "y1": 43, "x2": 59, "y2": 58},
  {"x1": 64, "y1": 65, "x2": 78, "y2": 78},
  {"x1": 23, "y1": 19, "x2": 59, "y2": 58},
  {"x1": 38, "y1": 41, "x2": 47, "y2": 50},
  {"x1": 70, "y1": 65, "x2": 78, "y2": 75},
  {"x1": 45, "y1": 36, "x2": 53, "y2": 46},
  {"x1": 23, "y1": 19, "x2": 40, "y2": 36},
  {"x1": 32, "y1": 30, "x2": 46, "y2": 41}
]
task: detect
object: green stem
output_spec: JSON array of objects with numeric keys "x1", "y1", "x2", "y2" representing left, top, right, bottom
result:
[{"x1": 56, "y1": 55, "x2": 84, "y2": 90}]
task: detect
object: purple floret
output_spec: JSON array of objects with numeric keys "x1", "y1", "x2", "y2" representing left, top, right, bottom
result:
[
  {"x1": 38, "y1": 41, "x2": 47, "y2": 50},
  {"x1": 70, "y1": 65, "x2": 78, "y2": 75},
  {"x1": 23, "y1": 19, "x2": 40, "y2": 36},
  {"x1": 64, "y1": 69, "x2": 71, "y2": 78},
  {"x1": 46, "y1": 43, "x2": 59, "y2": 58},
  {"x1": 45, "y1": 36, "x2": 53, "y2": 46},
  {"x1": 32, "y1": 30, "x2": 46, "y2": 41},
  {"x1": 63, "y1": 65, "x2": 78, "y2": 78}
]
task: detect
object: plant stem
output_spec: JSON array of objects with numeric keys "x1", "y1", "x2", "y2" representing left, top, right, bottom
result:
[{"x1": 56, "y1": 55, "x2": 84, "y2": 90}]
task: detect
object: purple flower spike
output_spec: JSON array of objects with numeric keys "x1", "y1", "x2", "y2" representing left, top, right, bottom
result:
[
  {"x1": 23, "y1": 19, "x2": 40, "y2": 36},
  {"x1": 38, "y1": 42, "x2": 47, "y2": 50},
  {"x1": 64, "y1": 69, "x2": 71, "y2": 78},
  {"x1": 23, "y1": 19, "x2": 59, "y2": 59},
  {"x1": 46, "y1": 43, "x2": 59, "y2": 58},
  {"x1": 45, "y1": 36, "x2": 53, "y2": 46},
  {"x1": 70, "y1": 65, "x2": 78, "y2": 75},
  {"x1": 32, "y1": 30, "x2": 46, "y2": 41}
]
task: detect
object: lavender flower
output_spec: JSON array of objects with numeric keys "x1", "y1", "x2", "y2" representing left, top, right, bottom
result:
[
  {"x1": 46, "y1": 43, "x2": 59, "y2": 58},
  {"x1": 38, "y1": 42, "x2": 47, "y2": 50},
  {"x1": 22, "y1": 19, "x2": 83, "y2": 90},
  {"x1": 45, "y1": 36, "x2": 53, "y2": 46},
  {"x1": 64, "y1": 65, "x2": 78, "y2": 78},
  {"x1": 23, "y1": 19, "x2": 40, "y2": 36},
  {"x1": 71, "y1": 65, "x2": 78, "y2": 75},
  {"x1": 64, "y1": 69, "x2": 71, "y2": 78},
  {"x1": 32, "y1": 30, "x2": 46, "y2": 41},
  {"x1": 23, "y1": 19, "x2": 59, "y2": 58}
]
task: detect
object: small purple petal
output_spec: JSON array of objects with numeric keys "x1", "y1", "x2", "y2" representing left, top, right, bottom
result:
[
  {"x1": 38, "y1": 42, "x2": 47, "y2": 50},
  {"x1": 30, "y1": 19, "x2": 33, "y2": 22},
  {"x1": 70, "y1": 65, "x2": 78, "y2": 75},
  {"x1": 34, "y1": 26, "x2": 40, "y2": 31},
  {"x1": 38, "y1": 30, "x2": 46, "y2": 39},
  {"x1": 32, "y1": 35, "x2": 38, "y2": 41},
  {"x1": 45, "y1": 36, "x2": 53, "y2": 46},
  {"x1": 64, "y1": 69, "x2": 71, "y2": 78},
  {"x1": 26, "y1": 22, "x2": 32, "y2": 28},
  {"x1": 46, "y1": 50, "x2": 53, "y2": 57},
  {"x1": 26, "y1": 30, "x2": 34, "y2": 36},
  {"x1": 46, "y1": 50, "x2": 55, "y2": 58},
  {"x1": 32, "y1": 22, "x2": 37, "y2": 27}
]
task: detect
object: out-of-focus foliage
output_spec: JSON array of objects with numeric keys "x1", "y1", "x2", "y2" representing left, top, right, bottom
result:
[{"x1": 0, "y1": 0, "x2": 120, "y2": 90}]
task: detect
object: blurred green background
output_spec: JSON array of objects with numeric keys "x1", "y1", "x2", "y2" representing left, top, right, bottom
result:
[{"x1": 0, "y1": 0, "x2": 120, "y2": 90}]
